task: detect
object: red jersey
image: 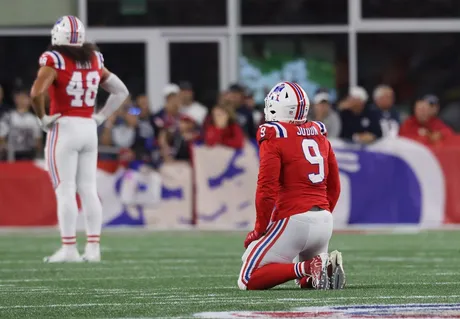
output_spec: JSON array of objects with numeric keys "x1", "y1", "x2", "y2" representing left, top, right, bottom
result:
[
  {"x1": 254, "y1": 121, "x2": 341, "y2": 233},
  {"x1": 38, "y1": 50, "x2": 104, "y2": 118},
  {"x1": 399, "y1": 115, "x2": 454, "y2": 145}
]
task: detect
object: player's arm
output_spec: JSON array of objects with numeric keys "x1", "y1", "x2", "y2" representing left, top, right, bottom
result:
[
  {"x1": 30, "y1": 66, "x2": 56, "y2": 119},
  {"x1": 254, "y1": 127, "x2": 281, "y2": 234},
  {"x1": 93, "y1": 67, "x2": 129, "y2": 125},
  {"x1": 326, "y1": 141, "x2": 341, "y2": 212}
]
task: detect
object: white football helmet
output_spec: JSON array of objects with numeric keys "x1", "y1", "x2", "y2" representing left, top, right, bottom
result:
[
  {"x1": 264, "y1": 82, "x2": 310, "y2": 124},
  {"x1": 51, "y1": 16, "x2": 85, "y2": 47}
]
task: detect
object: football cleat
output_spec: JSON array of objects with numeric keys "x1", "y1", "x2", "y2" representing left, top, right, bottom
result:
[
  {"x1": 329, "y1": 250, "x2": 346, "y2": 289},
  {"x1": 81, "y1": 243, "x2": 101, "y2": 262},
  {"x1": 309, "y1": 253, "x2": 330, "y2": 290},
  {"x1": 43, "y1": 246, "x2": 83, "y2": 263}
]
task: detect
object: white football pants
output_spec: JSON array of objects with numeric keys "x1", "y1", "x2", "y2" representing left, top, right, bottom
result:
[
  {"x1": 45, "y1": 116, "x2": 102, "y2": 242},
  {"x1": 238, "y1": 209, "x2": 333, "y2": 290}
]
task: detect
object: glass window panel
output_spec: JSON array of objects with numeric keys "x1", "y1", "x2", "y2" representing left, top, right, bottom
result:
[
  {"x1": 0, "y1": 36, "x2": 50, "y2": 103},
  {"x1": 169, "y1": 42, "x2": 218, "y2": 109},
  {"x1": 357, "y1": 33, "x2": 460, "y2": 115},
  {"x1": 88, "y1": 0, "x2": 226, "y2": 26},
  {"x1": 362, "y1": 0, "x2": 460, "y2": 19},
  {"x1": 240, "y1": 34, "x2": 348, "y2": 105},
  {"x1": 95, "y1": 43, "x2": 146, "y2": 101},
  {"x1": 0, "y1": 0, "x2": 77, "y2": 27},
  {"x1": 241, "y1": 0, "x2": 348, "y2": 26}
]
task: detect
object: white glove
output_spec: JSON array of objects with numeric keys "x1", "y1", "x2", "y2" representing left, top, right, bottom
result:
[
  {"x1": 92, "y1": 113, "x2": 107, "y2": 126},
  {"x1": 39, "y1": 114, "x2": 61, "y2": 132}
]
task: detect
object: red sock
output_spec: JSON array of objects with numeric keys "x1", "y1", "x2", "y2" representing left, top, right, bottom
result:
[{"x1": 246, "y1": 262, "x2": 311, "y2": 290}]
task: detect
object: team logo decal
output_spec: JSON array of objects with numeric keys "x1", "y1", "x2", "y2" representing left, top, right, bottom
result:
[{"x1": 270, "y1": 83, "x2": 285, "y2": 102}]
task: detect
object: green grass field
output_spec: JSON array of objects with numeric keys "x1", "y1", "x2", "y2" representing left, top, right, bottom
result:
[{"x1": 0, "y1": 230, "x2": 459, "y2": 318}]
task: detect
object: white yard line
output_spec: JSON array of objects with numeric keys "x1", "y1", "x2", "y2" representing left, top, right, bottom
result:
[
  {"x1": 279, "y1": 295, "x2": 460, "y2": 302},
  {"x1": 1, "y1": 295, "x2": 459, "y2": 310},
  {"x1": 0, "y1": 274, "x2": 236, "y2": 283}
]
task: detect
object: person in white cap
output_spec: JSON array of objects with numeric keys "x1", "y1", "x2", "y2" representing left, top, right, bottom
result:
[
  {"x1": 372, "y1": 85, "x2": 400, "y2": 138},
  {"x1": 338, "y1": 86, "x2": 382, "y2": 144},
  {"x1": 308, "y1": 89, "x2": 341, "y2": 138}
]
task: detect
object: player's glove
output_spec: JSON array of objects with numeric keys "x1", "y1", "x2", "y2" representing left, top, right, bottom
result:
[
  {"x1": 244, "y1": 230, "x2": 262, "y2": 249},
  {"x1": 92, "y1": 113, "x2": 106, "y2": 126},
  {"x1": 39, "y1": 114, "x2": 61, "y2": 132}
]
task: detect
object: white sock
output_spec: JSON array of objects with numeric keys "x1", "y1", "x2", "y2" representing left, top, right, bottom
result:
[
  {"x1": 79, "y1": 186, "x2": 103, "y2": 241},
  {"x1": 56, "y1": 183, "x2": 78, "y2": 245}
]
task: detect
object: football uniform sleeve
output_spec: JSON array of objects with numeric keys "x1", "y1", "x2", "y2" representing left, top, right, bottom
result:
[
  {"x1": 326, "y1": 141, "x2": 341, "y2": 212},
  {"x1": 257, "y1": 124, "x2": 277, "y2": 144},
  {"x1": 38, "y1": 51, "x2": 65, "y2": 70},
  {"x1": 254, "y1": 135, "x2": 281, "y2": 234},
  {"x1": 312, "y1": 121, "x2": 328, "y2": 137},
  {"x1": 94, "y1": 51, "x2": 105, "y2": 69}
]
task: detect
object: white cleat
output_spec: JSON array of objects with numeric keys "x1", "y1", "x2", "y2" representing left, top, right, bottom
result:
[
  {"x1": 81, "y1": 243, "x2": 101, "y2": 262},
  {"x1": 43, "y1": 246, "x2": 83, "y2": 263},
  {"x1": 329, "y1": 250, "x2": 346, "y2": 289}
]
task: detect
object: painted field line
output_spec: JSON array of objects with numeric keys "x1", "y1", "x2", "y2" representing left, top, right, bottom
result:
[
  {"x1": 0, "y1": 274, "x2": 236, "y2": 283},
  {"x1": 348, "y1": 281, "x2": 460, "y2": 287},
  {"x1": 352, "y1": 256, "x2": 455, "y2": 262},
  {"x1": 0, "y1": 286, "x2": 236, "y2": 294},
  {"x1": 2, "y1": 295, "x2": 460, "y2": 310},
  {"x1": 278, "y1": 295, "x2": 460, "y2": 302}
]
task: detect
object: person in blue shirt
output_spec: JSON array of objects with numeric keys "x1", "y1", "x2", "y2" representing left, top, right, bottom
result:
[
  {"x1": 226, "y1": 83, "x2": 256, "y2": 138},
  {"x1": 372, "y1": 85, "x2": 400, "y2": 138},
  {"x1": 339, "y1": 86, "x2": 383, "y2": 144}
]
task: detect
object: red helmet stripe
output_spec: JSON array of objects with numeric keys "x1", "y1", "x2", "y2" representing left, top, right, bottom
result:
[
  {"x1": 284, "y1": 82, "x2": 301, "y2": 120},
  {"x1": 291, "y1": 82, "x2": 306, "y2": 120}
]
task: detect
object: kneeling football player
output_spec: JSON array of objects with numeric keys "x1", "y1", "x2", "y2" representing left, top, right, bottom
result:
[{"x1": 237, "y1": 82, "x2": 345, "y2": 290}]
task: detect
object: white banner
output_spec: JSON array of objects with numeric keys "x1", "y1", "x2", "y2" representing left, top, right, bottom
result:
[{"x1": 193, "y1": 143, "x2": 258, "y2": 230}]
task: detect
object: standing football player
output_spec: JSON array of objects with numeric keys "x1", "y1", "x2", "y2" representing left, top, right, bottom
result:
[
  {"x1": 30, "y1": 16, "x2": 129, "y2": 262},
  {"x1": 237, "y1": 82, "x2": 345, "y2": 290}
]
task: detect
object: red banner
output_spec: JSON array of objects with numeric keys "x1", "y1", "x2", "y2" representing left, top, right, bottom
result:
[
  {"x1": 429, "y1": 136, "x2": 460, "y2": 223},
  {"x1": 0, "y1": 162, "x2": 57, "y2": 226}
]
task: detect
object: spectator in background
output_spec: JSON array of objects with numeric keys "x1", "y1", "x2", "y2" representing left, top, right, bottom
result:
[
  {"x1": 153, "y1": 84, "x2": 197, "y2": 163},
  {"x1": 339, "y1": 86, "x2": 383, "y2": 144},
  {"x1": 178, "y1": 81, "x2": 207, "y2": 126},
  {"x1": 204, "y1": 104, "x2": 244, "y2": 149},
  {"x1": 308, "y1": 89, "x2": 341, "y2": 138},
  {"x1": 100, "y1": 98, "x2": 138, "y2": 149},
  {"x1": 0, "y1": 85, "x2": 12, "y2": 119},
  {"x1": 157, "y1": 115, "x2": 199, "y2": 163},
  {"x1": 226, "y1": 83, "x2": 256, "y2": 138},
  {"x1": 245, "y1": 90, "x2": 263, "y2": 127},
  {"x1": 440, "y1": 102, "x2": 460, "y2": 132},
  {"x1": 151, "y1": 84, "x2": 182, "y2": 137},
  {"x1": 373, "y1": 85, "x2": 400, "y2": 138},
  {"x1": 131, "y1": 94, "x2": 155, "y2": 164},
  {"x1": 0, "y1": 89, "x2": 41, "y2": 160},
  {"x1": 399, "y1": 96, "x2": 454, "y2": 145}
]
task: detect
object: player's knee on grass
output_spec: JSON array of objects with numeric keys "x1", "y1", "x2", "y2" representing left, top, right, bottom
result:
[{"x1": 237, "y1": 278, "x2": 247, "y2": 290}]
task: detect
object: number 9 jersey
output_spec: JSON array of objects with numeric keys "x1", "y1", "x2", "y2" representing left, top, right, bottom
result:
[
  {"x1": 254, "y1": 120, "x2": 341, "y2": 233},
  {"x1": 38, "y1": 50, "x2": 104, "y2": 118}
]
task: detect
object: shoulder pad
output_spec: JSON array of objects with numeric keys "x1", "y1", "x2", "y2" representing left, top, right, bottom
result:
[
  {"x1": 39, "y1": 51, "x2": 66, "y2": 70},
  {"x1": 257, "y1": 122, "x2": 288, "y2": 144},
  {"x1": 94, "y1": 51, "x2": 104, "y2": 69},
  {"x1": 311, "y1": 121, "x2": 328, "y2": 136}
]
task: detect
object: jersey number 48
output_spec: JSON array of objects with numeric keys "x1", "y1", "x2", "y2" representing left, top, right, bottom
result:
[
  {"x1": 66, "y1": 71, "x2": 100, "y2": 107},
  {"x1": 302, "y1": 139, "x2": 325, "y2": 183}
]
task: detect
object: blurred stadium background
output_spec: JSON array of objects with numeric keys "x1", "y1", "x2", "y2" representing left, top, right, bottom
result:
[{"x1": 1, "y1": 0, "x2": 460, "y2": 318}]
